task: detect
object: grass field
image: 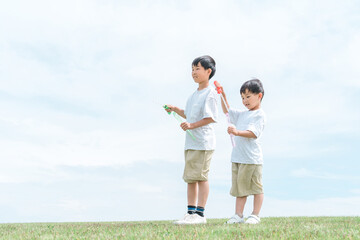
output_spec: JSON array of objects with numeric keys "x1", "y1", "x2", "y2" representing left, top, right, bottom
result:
[{"x1": 0, "y1": 217, "x2": 359, "y2": 239}]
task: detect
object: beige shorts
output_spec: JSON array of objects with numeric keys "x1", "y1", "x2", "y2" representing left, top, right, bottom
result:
[
  {"x1": 183, "y1": 150, "x2": 214, "y2": 183},
  {"x1": 230, "y1": 163, "x2": 263, "y2": 197}
]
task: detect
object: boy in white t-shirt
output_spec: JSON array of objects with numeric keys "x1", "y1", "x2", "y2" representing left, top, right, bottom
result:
[
  {"x1": 218, "y1": 79, "x2": 266, "y2": 225},
  {"x1": 165, "y1": 55, "x2": 218, "y2": 224}
]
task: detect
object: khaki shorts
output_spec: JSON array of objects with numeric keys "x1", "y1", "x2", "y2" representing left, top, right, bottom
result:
[
  {"x1": 230, "y1": 163, "x2": 263, "y2": 197},
  {"x1": 183, "y1": 150, "x2": 214, "y2": 183}
]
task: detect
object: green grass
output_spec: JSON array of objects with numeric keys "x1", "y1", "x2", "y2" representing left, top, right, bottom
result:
[{"x1": 0, "y1": 217, "x2": 359, "y2": 239}]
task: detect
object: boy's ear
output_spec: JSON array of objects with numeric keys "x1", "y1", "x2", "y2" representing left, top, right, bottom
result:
[
  {"x1": 207, "y1": 68, "x2": 212, "y2": 76},
  {"x1": 258, "y1": 93, "x2": 263, "y2": 100}
]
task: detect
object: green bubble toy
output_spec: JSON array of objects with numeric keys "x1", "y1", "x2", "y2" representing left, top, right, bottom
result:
[{"x1": 163, "y1": 105, "x2": 196, "y2": 141}]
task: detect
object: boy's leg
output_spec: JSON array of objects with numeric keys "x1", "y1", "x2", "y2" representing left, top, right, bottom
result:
[
  {"x1": 245, "y1": 194, "x2": 263, "y2": 224},
  {"x1": 183, "y1": 181, "x2": 207, "y2": 224},
  {"x1": 187, "y1": 182, "x2": 198, "y2": 206},
  {"x1": 226, "y1": 196, "x2": 246, "y2": 224},
  {"x1": 187, "y1": 181, "x2": 209, "y2": 211},
  {"x1": 197, "y1": 180, "x2": 209, "y2": 207},
  {"x1": 252, "y1": 193, "x2": 264, "y2": 216},
  {"x1": 173, "y1": 183, "x2": 197, "y2": 225},
  {"x1": 235, "y1": 196, "x2": 247, "y2": 217}
]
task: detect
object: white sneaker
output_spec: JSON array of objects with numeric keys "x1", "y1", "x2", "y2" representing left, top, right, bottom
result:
[
  {"x1": 173, "y1": 213, "x2": 192, "y2": 225},
  {"x1": 226, "y1": 214, "x2": 245, "y2": 224},
  {"x1": 186, "y1": 214, "x2": 207, "y2": 224},
  {"x1": 174, "y1": 213, "x2": 206, "y2": 225},
  {"x1": 245, "y1": 214, "x2": 261, "y2": 224}
]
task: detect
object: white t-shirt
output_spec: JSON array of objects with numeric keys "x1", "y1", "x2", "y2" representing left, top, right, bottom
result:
[
  {"x1": 184, "y1": 86, "x2": 218, "y2": 150},
  {"x1": 228, "y1": 108, "x2": 266, "y2": 164}
]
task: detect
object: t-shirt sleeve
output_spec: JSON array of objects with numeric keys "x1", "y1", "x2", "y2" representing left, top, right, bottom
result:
[
  {"x1": 203, "y1": 92, "x2": 218, "y2": 122},
  {"x1": 246, "y1": 114, "x2": 265, "y2": 138},
  {"x1": 184, "y1": 94, "x2": 192, "y2": 119},
  {"x1": 228, "y1": 108, "x2": 241, "y2": 124},
  {"x1": 184, "y1": 99, "x2": 189, "y2": 118}
]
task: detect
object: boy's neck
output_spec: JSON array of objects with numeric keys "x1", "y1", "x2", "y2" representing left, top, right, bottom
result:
[
  {"x1": 249, "y1": 104, "x2": 261, "y2": 111},
  {"x1": 197, "y1": 81, "x2": 209, "y2": 91}
]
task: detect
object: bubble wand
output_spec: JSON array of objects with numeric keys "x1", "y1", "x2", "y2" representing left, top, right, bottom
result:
[
  {"x1": 163, "y1": 105, "x2": 197, "y2": 141},
  {"x1": 214, "y1": 81, "x2": 236, "y2": 147}
]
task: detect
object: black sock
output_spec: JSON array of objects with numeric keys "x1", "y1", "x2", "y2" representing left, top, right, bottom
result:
[
  {"x1": 187, "y1": 205, "x2": 196, "y2": 214},
  {"x1": 195, "y1": 206, "x2": 205, "y2": 217}
]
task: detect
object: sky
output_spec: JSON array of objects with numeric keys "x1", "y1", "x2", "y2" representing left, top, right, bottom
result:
[{"x1": 0, "y1": 0, "x2": 359, "y2": 223}]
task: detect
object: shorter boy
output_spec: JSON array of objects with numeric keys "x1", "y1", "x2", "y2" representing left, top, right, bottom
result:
[{"x1": 218, "y1": 79, "x2": 266, "y2": 224}]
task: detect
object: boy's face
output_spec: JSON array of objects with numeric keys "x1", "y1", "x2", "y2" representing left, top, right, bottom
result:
[
  {"x1": 241, "y1": 89, "x2": 262, "y2": 111},
  {"x1": 192, "y1": 62, "x2": 211, "y2": 84}
]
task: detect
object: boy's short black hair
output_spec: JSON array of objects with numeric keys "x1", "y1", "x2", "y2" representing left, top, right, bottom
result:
[
  {"x1": 240, "y1": 79, "x2": 264, "y2": 100},
  {"x1": 192, "y1": 55, "x2": 216, "y2": 79}
]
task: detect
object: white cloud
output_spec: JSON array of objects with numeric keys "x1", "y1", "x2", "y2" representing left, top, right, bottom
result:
[
  {"x1": 291, "y1": 168, "x2": 360, "y2": 181},
  {"x1": 350, "y1": 189, "x2": 360, "y2": 195},
  {"x1": 55, "y1": 199, "x2": 88, "y2": 212}
]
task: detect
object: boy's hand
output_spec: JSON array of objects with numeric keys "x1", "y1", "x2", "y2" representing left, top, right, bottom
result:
[
  {"x1": 216, "y1": 85, "x2": 226, "y2": 97},
  {"x1": 181, "y1": 122, "x2": 193, "y2": 131},
  {"x1": 214, "y1": 81, "x2": 224, "y2": 95},
  {"x1": 164, "y1": 104, "x2": 174, "y2": 113},
  {"x1": 219, "y1": 86, "x2": 225, "y2": 96},
  {"x1": 227, "y1": 125, "x2": 238, "y2": 135}
]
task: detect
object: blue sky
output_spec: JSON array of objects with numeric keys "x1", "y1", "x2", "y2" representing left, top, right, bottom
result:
[{"x1": 0, "y1": 0, "x2": 359, "y2": 223}]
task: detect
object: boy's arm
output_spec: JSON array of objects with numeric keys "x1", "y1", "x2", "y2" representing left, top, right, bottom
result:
[
  {"x1": 228, "y1": 126, "x2": 257, "y2": 138},
  {"x1": 219, "y1": 87, "x2": 230, "y2": 114},
  {"x1": 180, "y1": 118, "x2": 214, "y2": 131},
  {"x1": 165, "y1": 104, "x2": 186, "y2": 119}
]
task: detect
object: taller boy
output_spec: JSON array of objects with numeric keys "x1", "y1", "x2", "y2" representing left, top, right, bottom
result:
[{"x1": 165, "y1": 55, "x2": 218, "y2": 224}]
